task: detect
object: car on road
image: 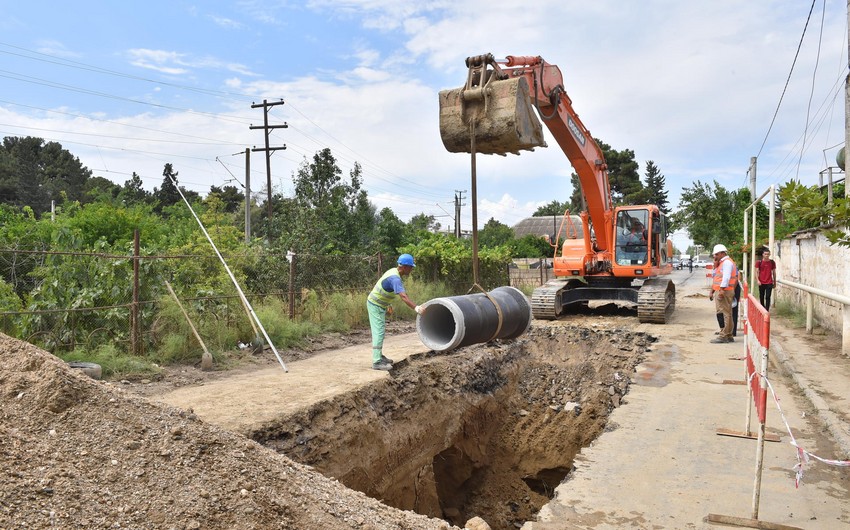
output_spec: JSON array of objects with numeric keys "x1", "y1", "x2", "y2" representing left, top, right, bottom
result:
[{"x1": 693, "y1": 259, "x2": 711, "y2": 268}]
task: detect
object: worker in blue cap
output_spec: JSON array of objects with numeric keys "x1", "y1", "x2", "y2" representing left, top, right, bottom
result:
[{"x1": 366, "y1": 254, "x2": 424, "y2": 370}]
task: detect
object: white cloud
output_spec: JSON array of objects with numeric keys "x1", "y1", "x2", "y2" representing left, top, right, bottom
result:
[
  {"x1": 34, "y1": 40, "x2": 80, "y2": 59},
  {"x1": 126, "y1": 49, "x2": 258, "y2": 77},
  {"x1": 208, "y1": 15, "x2": 244, "y2": 29}
]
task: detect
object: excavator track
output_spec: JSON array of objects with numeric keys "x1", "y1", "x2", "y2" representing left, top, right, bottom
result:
[
  {"x1": 637, "y1": 278, "x2": 675, "y2": 323},
  {"x1": 531, "y1": 279, "x2": 569, "y2": 320}
]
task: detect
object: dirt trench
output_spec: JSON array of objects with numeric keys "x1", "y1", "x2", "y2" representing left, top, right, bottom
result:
[{"x1": 252, "y1": 324, "x2": 654, "y2": 530}]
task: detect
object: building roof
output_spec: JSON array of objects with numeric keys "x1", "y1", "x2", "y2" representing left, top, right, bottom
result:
[{"x1": 512, "y1": 215, "x2": 584, "y2": 240}]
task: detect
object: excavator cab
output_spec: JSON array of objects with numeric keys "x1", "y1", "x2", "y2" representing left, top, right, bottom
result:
[
  {"x1": 438, "y1": 54, "x2": 547, "y2": 155},
  {"x1": 615, "y1": 210, "x2": 649, "y2": 266}
]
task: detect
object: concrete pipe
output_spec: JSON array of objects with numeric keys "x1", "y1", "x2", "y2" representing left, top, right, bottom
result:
[{"x1": 416, "y1": 286, "x2": 532, "y2": 352}]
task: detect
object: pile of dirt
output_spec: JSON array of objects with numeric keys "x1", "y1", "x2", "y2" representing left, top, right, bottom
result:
[{"x1": 0, "y1": 333, "x2": 453, "y2": 529}]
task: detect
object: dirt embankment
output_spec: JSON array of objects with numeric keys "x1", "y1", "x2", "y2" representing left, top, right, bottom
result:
[
  {"x1": 0, "y1": 333, "x2": 451, "y2": 530},
  {"x1": 1, "y1": 318, "x2": 652, "y2": 530}
]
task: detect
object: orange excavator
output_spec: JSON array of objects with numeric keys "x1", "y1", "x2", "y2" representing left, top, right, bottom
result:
[{"x1": 439, "y1": 53, "x2": 675, "y2": 323}]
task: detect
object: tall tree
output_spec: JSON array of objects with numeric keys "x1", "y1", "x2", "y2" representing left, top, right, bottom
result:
[
  {"x1": 208, "y1": 185, "x2": 244, "y2": 213},
  {"x1": 375, "y1": 207, "x2": 407, "y2": 256},
  {"x1": 533, "y1": 199, "x2": 572, "y2": 216},
  {"x1": 567, "y1": 138, "x2": 644, "y2": 210},
  {"x1": 478, "y1": 217, "x2": 514, "y2": 248},
  {"x1": 120, "y1": 172, "x2": 150, "y2": 206},
  {"x1": 642, "y1": 160, "x2": 669, "y2": 212},
  {"x1": 0, "y1": 136, "x2": 92, "y2": 215},
  {"x1": 407, "y1": 213, "x2": 440, "y2": 234},
  {"x1": 290, "y1": 148, "x2": 375, "y2": 253},
  {"x1": 153, "y1": 163, "x2": 181, "y2": 213},
  {"x1": 674, "y1": 180, "x2": 760, "y2": 251}
]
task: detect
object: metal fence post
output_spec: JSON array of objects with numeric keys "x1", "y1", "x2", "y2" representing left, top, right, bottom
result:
[
  {"x1": 806, "y1": 292, "x2": 814, "y2": 334},
  {"x1": 288, "y1": 251, "x2": 296, "y2": 319},
  {"x1": 131, "y1": 229, "x2": 141, "y2": 356}
]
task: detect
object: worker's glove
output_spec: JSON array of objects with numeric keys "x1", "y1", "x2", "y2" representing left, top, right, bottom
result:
[{"x1": 415, "y1": 305, "x2": 425, "y2": 315}]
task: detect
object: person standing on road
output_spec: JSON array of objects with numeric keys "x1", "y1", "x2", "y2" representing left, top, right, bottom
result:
[
  {"x1": 688, "y1": 256, "x2": 693, "y2": 273},
  {"x1": 708, "y1": 244, "x2": 738, "y2": 343},
  {"x1": 715, "y1": 271, "x2": 742, "y2": 337},
  {"x1": 755, "y1": 249, "x2": 777, "y2": 311},
  {"x1": 366, "y1": 254, "x2": 425, "y2": 371}
]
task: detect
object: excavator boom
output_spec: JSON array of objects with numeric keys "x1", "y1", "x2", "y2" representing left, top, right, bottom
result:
[{"x1": 438, "y1": 52, "x2": 675, "y2": 323}]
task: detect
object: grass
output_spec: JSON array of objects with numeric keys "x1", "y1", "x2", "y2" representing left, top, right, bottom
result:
[
  {"x1": 58, "y1": 279, "x2": 462, "y2": 379},
  {"x1": 60, "y1": 344, "x2": 162, "y2": 379},
  {"x1": 772, "y1": 300, "x2": 807, "y2": 328}
]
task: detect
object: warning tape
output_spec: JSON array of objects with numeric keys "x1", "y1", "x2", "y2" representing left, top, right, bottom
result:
[{"x1": 762, "y1": 376, "x2": 850, "y2": 488}]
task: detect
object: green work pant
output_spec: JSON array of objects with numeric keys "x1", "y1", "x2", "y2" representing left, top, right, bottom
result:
[{"x1": 367, "y1": 300, "x2": 387, "y2": 363}]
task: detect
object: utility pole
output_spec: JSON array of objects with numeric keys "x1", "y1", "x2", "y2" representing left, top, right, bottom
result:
[
  {"x1": 454, "y1": 190, "x2": 466, "y2": 238},
  {"x1": 244, "y1": 148, "x2": 251, "y2": 243},
  {"x1": 846, "y1": 0, "x2": 850, "y2": 198},
  {"x1": 250, "y1": 99, "x2": 288, "y2": 236}
]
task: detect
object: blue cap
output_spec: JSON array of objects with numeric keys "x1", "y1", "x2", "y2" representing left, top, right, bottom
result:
[{"x1": 398, "y1": 253, "x2": 416, "y2": 267}]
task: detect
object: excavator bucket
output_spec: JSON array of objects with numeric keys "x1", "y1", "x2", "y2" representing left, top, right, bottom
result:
[{"x1": 438, "y1": 76, "x2": 546, "y2": 155}]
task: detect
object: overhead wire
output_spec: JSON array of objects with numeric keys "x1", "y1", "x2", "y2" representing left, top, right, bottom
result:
[
  {"x1": 755, "y1": 0, "x2": 818, "y2": 159},
  {"x1": 795, "y1": 0, "x2": 827, "y2": 180},
  {"x1": 0, "y1": 42, "x2": 456, "y2": 215}
]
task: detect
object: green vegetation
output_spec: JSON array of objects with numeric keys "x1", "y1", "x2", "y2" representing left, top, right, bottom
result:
[{"x1": 0, "y1": 133, "x2": 683, "y2": 378}]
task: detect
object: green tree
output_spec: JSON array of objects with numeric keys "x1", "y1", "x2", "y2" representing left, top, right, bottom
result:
[
  {"x1": 778, "y1": 180, "x2": 850, "y2": 247},
  {"x1": 84, "y1": 176, "x2": 121, "y2": 203},
  {"x1": 290, "y1": 149, "x2": 375, "y2": 253},
  {"x1": 153, "y1": 163, "x2": 181, "y2": 213},
  {"x1": 642, "y1": 160, "x2": 669, "y2": 212},
  {"x1": 533, "y1": 200, "x2": 572, "y2": 216},
  {"x1": 0, "y1": 136, "x2": 93, "y2": 215},
  {"x1": 567, "y1": 139, "x2": 644, "y2": 210},
  {"x1": 478, "y1": 217, "x2": 514, "y2": 248},
  {"x1": 375, "y1": 207, "x2": 406, "y2": 256},
  {"x1": 513, "y1": 234, "x2": 553, "y2": 258},
  {"x1": 407, "y1": 213, "x2": 440, "y2": 235},
  {"x1": 208, "y1": 185, "x2": 244, "y2": 214},
  {"x1": 674, "y1": 181, "x2": 765, "y2": 255},
  {"x1": 120, "y1": 172, "x2": 150, "y2": 206}
]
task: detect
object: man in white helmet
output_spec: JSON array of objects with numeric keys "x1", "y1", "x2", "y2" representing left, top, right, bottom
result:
[
  {"x1": 366, "y1": 254, "x2": 425, "y2": 370},
  {"x1": 708, "y1": 244, "x2": 738, "y2": 343}
]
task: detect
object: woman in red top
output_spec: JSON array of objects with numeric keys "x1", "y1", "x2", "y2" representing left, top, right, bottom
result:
[{"x1": 755, "y1": 249, "x2": 777, "y2": 311}]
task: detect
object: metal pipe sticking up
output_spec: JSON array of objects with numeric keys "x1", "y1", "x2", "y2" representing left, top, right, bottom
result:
[{"x1": 416, "y1": 286, "x2": 532, "y2": 352}]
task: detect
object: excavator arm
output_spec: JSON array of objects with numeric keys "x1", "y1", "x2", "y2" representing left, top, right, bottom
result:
[{"x1": 439, "y1": 53, "x2": 614, "y2": 252}]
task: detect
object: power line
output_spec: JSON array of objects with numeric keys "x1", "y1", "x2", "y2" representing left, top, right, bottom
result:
[{"x1": 755, "y1": 0, "x2": 818, "y2": 159}]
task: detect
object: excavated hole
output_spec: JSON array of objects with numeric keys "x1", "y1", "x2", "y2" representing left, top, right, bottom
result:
[{"x1": 252, "y1": 324, "x2": 654, "y2": 530}]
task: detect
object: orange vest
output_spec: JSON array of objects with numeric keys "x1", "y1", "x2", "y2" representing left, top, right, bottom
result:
[{"x1": 712, "y1": 256, "x2": 738, "y2": 291}]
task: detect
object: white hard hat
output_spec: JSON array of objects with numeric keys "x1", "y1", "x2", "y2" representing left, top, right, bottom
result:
[{"x1": 712, "y1": 244, "x2": 728, "y2": 255}]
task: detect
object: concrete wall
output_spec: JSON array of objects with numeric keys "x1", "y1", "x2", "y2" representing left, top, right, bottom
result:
[{"x1": 774, "y1": 229, "x2": 850, "y2": 335}]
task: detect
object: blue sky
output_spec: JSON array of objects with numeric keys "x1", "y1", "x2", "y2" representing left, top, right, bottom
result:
[{"x1": 0, "y1": 1, "x2": 846, "y2": 251}]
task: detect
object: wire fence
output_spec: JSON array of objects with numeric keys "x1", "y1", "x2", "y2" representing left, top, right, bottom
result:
[{"x1": 0, "y1": 246, "x2": 526, "y2": 356}]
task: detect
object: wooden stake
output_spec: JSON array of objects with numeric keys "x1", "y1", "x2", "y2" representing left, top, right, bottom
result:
[{"x1": 165, "y1": 281, "x2": 213, "y2": 371}]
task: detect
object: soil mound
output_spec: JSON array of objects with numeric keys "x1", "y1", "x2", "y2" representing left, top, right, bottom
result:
[{"x1": 0, "y1": 334, "x2": 452, "y2": 529}]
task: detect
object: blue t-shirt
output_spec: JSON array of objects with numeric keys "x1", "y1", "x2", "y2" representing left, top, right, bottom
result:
[{"x1": 381, "y1": 275, "x2": 405, "y2": 294}]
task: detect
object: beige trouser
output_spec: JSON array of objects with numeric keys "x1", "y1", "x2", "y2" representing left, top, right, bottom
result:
[{"x1": 714, "y1": 289, "x2": 734, "y2": 339}]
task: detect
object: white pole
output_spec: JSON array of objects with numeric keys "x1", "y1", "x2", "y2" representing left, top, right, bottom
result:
[{"x1": 169, "y1": 174, "x2": 288, "y2": 372}]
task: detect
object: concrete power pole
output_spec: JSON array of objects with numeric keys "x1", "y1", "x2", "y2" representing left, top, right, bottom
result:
[
  {"x1": 250, "y1": 100, "x2": 288, "y2": 237},
  {"x1": 846, "y1": 0, "x2": 850, "y2": 198},
  {"x1": 749, "y1": 156, "x2": 758, "y2": 285},
  {"x1": 244, "y1": 148, "x2": 251, "y2": 244},
  {"x1": 454, "y1": 190, "x2": 466, "y2": 238}
]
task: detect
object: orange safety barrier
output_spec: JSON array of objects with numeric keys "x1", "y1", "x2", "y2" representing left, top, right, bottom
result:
[{"x1": 746, "y1": 289, "x2": 770, "y2": 423}]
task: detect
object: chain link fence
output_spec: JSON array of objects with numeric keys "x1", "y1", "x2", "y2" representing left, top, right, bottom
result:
[{"x1": 0, "y1": 247, "x2": 517, "y2": 356}]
